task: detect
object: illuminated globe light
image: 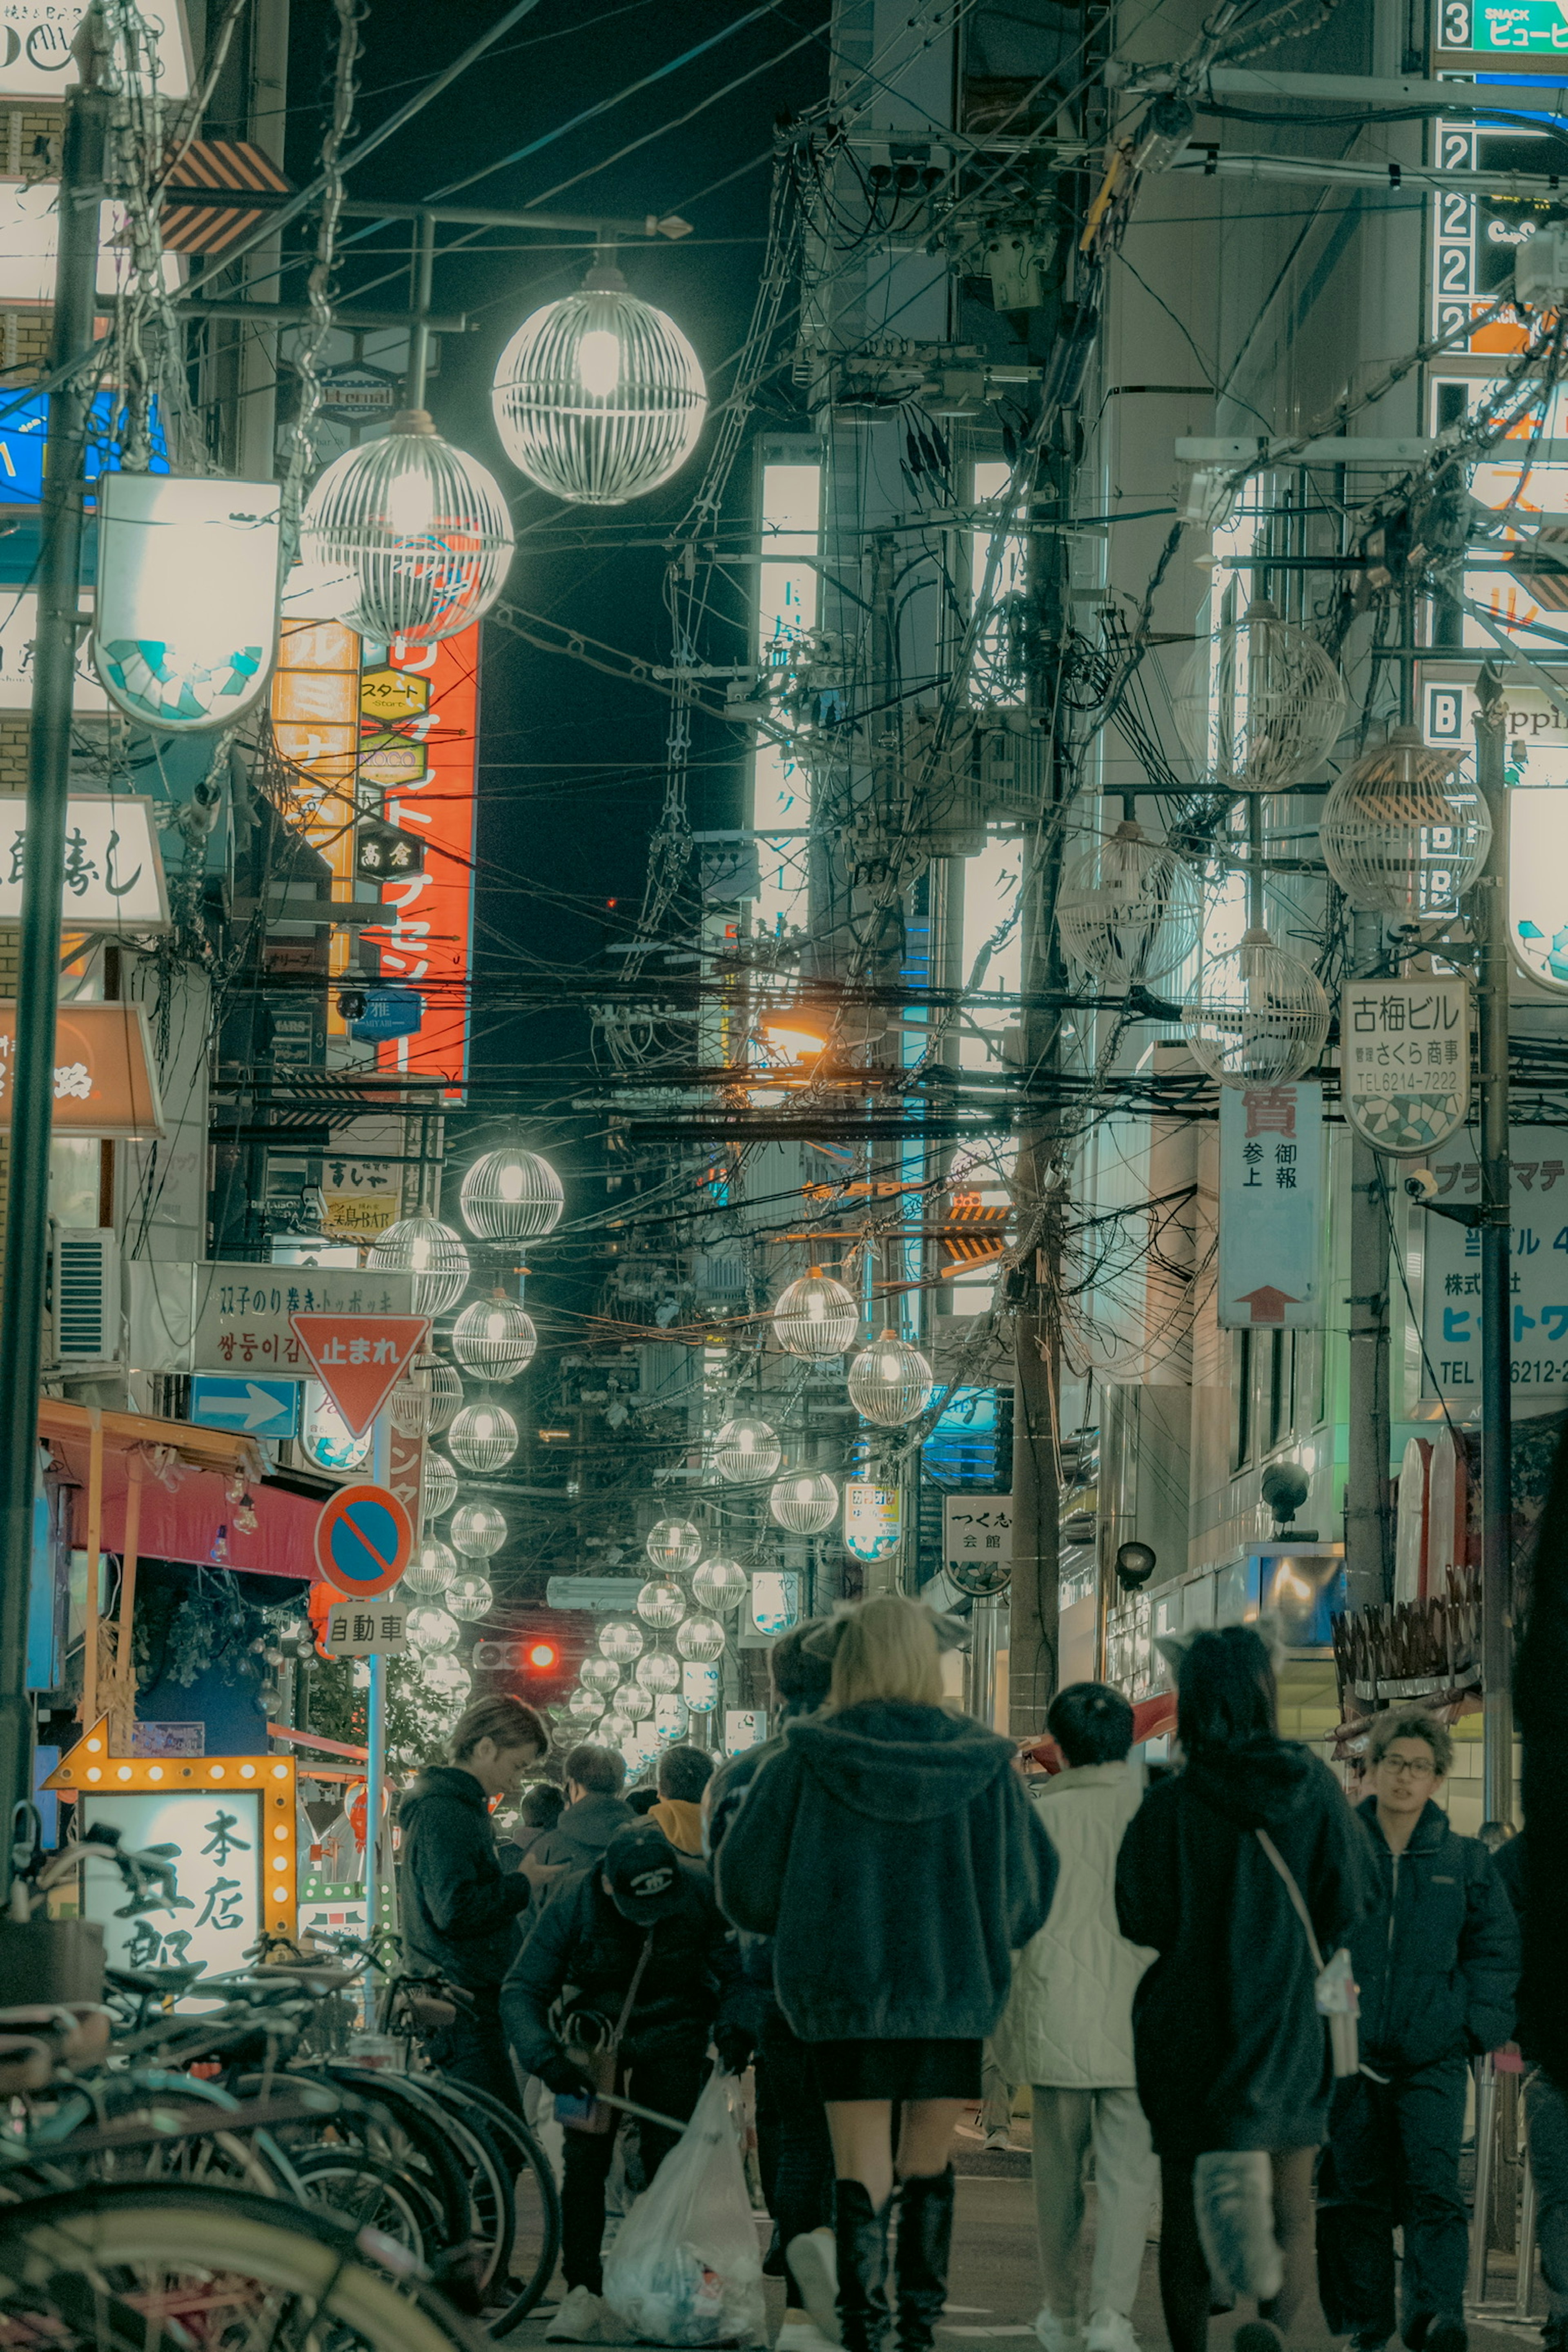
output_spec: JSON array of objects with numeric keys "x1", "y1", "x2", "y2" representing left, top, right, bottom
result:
[
  {"x1": 769, "y1": 1472, "x2": 839, "y2": 1534},
  {"x1": 490, "y1": 258, "x2": 707, "y2": 507},
  {"x1": 422, "y1": 1453, "x2": 459, "y2": 1520},
  {"x1": 452, "y1": 1294, "x2": 537, "y2": 1382},
  {"x1": 598, "y1": 1619, "x2": 644, "y2": 1664},
  {"x1": 693, "y1": 1556, "x2": 748, "y2": 1613},
  {"x1": 413, "y1": 1354, "x2": 463, "y2": 1434},
  {"x1": 620, "y1": 1683, "x2": 653, "y2": 1722},
  {"x1": 568, "y1": 1686, "x2": 605, "y2": 1721},
  {"x1": 447, "y1": 1572, "x2": 493, "y2": 1622},
  {"x1": 370, "y1": 1217, "x2": 470, "y2": 1318},
  {"x1": 1174, "y1": 597, "x2": 1348, "y2": 793},
  {"x1": 682, "y1": 1660, "x2": 719, "y2": 1713},
  {"x1": 299, "y1": 408, "x2": 514, "y2": 646},
  {"x1": 773, "y1": 1267, "x2": 859, "y2": 1359},
  {"x1": 676, "y1": 1613, "x2": 726, "y2": 1663},
  {"x1": 403, "y1": 1538, "x2": 458, "y2": 1599},
  {"x1": 635, "y1": 1650, "x2": 681, "y2": 1694},
  {"x1": 391, "y1": 1382, "x2": 432, "y2": 1439},
  {"x1": 599, "y1": 1710, "x2": 635, "y2": 1746},
  {"x1": 407, "y1": 1605, "x2": 460, "y2": 1655},
  {"x1": 636, "y1": 1577, "x2": 687, "y2": 1630},
  {"x1": 448, "y1": 1403, "x2": 519, "y2": 1473},
  {"x1": 581, "y1": 1654, "x2": 622, "y2": 1694},
  {"x1": 424, "y1": 1655, "x2": 471, "y2": 1702},
  {"x1": 459, "y1": 1147, "x2": 564, "y2": 1241},
  {"x1": 711, "y1": 1418, "x2": 782, "y2": 1484},
  {"x1": 653, "y1": 1693, "x2": 690, "y2": 1744},
  {"x1": 1319, "y1": 726, "x2": 1490, "y2": 925},
  {"x1": 1183, "y1": 926, "x2": 1331, "y2": 1090},
  {"x1": 451, "y1": 1501, "x2": 507, "y2": 1559},
  {"x1": 645, "y1": 1517, "x2": 703, "y2": 1573},
  {"x1": 1056, "y1": 817, "x2": 1200, "y2": 988},
  {"x1": 848, "y1": 1331, "x2": 934, "y2": 1428}
]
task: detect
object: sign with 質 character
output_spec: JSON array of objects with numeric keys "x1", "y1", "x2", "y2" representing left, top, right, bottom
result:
[
  {"x1": 1217, "y1": 1082, "x2": 1323, "y2": 1328},
  {"x1": 1419, "y1": 1125, "x2": 1568, "y2": 1405},
  {"x1": 943, "y1": 1497, "x2": 1013, "y2": 1591},
  {"x1": 1342, "y1": 978, "x2": 1470, "y2": 1156}
]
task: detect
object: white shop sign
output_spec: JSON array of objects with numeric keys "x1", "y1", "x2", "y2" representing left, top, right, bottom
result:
[
  {"x1": 77, "y1": 1787, "x2": 263, "y2": 1982},
  {"x1": 0, "y1": 794, "x2": 168, "y2": 928},
  {"x1": 1419, "y1": 1124, "x2": 1568, "y2": 1403},
  {"x1": 1216, "y1": 1082, "x2": 1323, "y2": 1328}
]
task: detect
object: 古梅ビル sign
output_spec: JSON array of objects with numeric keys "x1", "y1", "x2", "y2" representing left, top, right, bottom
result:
[
  {"x1": 1217, "y1": 1082, "x2": 1323, "y2": 1328},
  {"x1": 1341, "y1": 977, "x2": 1470, "y2": 1156}
]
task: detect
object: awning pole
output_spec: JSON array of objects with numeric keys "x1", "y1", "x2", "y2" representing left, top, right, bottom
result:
[{"x1": 82, "y1": 1410, "x2": 102, "y2": 1730}]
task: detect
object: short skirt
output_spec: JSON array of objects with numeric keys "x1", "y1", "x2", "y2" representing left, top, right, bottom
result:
[{"x1": 810, "y1": 2036, "x2": 983, "y2": 2103}]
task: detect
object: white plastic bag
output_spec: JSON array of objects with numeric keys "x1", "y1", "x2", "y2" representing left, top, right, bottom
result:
[{"x1": 602, "y1": 2071, "x2": 765, "y2": 2346}]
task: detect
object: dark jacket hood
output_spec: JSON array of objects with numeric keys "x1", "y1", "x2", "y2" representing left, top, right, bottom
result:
[
  {"x1": 1356, "y1": 1793, "x2": 1450, "y2": 1854},
  {"x1": 785, "y1": 1700, "x2": 1015, "y2": 1825},
  {"x1": 1182, "y1": 1735, "x2": 1321, "y2": 1829},
  {"x1": 402, "y1": 1765, "x2": 487, "y2": 1824}
]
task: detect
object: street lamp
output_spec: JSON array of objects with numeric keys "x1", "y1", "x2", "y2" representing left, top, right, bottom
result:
[
  {"x1": 403, "y1": 1537, "x2": 457, "y2": 1598},
  {"x1": 769, "y1": 1472, "x2": 839, "y2": 1533},
  {"x1": 635, "y1": 1650, "x2": 680, "y2": 1693},
  {"x1": 1056, "y1": 818, "x2": 1199, "y2": 987},
  {"x1": 1175, "y1": 598, "x2": 1346, "y2": 793},
  {"x1": 459, "y1": 1147, "x2": 564, "y2": 1241},
  {"x1": 711, "y1": 1418, "x2": 782, "y2": 1483},
  {"x1": 1183, "y1": 927, "x2": 1330, "y2": 1088},
  {"x1": 636, "y1": 1577, "x2": 687, "y2": 1629},
  {"x1": 598, "y1": 1619, "x2": 644, "y2": 1664},
  {"x1": 407, "y1": 1604, "x2": 461, "y2": 1653},
  {"x1": 371, "y1": 1218, "x2": 470, "y2": 1318},
  {"x1": 422, "y1": 1453, "x2": 458, "y2": 1519},
  {"x1": 646, "y1": 1517, "x2": 703, "y2": 1572},
  {"x1": 413, "y1": 1353, "x2": 464, "y2": 1432},
  {"x1": 676, "y1": 1613, "x2": 726, "y2": 1662},
  {"x1": 451, "y1": 1501, "x2": 507, "y2": 1558},
  {"x1": 693, "y1": 1556, "x2": 748, "y2": 1611},
  {"x1": 448, "y1": 1402, "x2": 518, "y2": 1472},
  {"x1": 446, "y1": 1571, "x2": 493, "y2": 1622},
  {"x1": 452, "y1": 1295, "x2": 537, "y2": 1381},
  {"x1": 847, "y1": 1331, "x2": 933, "y2": 1427},
  {"x1": 1320, "y1": 726, "x2": 1490, "y2": 924},
  {"x1": 773, "y1": 1268, "x2": 859, "y2": 1358}
]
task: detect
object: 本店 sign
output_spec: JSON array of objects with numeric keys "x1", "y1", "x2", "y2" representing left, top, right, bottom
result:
[
  {"x1": 844, "y1": 1482, "x2": 901, "y2": 1562},
  {"x1": 1341, "y1": 977, "x2": 1470, "y2": 1156},
  {"x1": 0, "y1": 795, "x2": 168, "y2": 929},
  {"x1": 943, "y1": 1496, "x2": 1013, "y2": 1586},
  {"x1": 189, "y1": 1263, "x2": 415, "y2": 1376},
  {"x1": 0, "y1": 1002, "x2": 163, "y2": 1137},
  {"x1": 1217, "y1": 1082, "x2": 1323, "y2": 1328},
  {"x1": 1420, "y1": 1125, "x2": 1568, "y2": 1403}
]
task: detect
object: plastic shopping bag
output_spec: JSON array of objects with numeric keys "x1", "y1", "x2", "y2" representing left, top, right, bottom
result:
[{"x1": 602, "y1": 2071, "x2": 766, "y2": 2346}]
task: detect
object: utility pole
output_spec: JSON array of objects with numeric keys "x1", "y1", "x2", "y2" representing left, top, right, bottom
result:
[
  {"x1": 0, "y1": 53, "x2": 109, "y2": 1851},
  {"x1": 238, "y1": 0, "x2": 289, "y2": 481},
  {"x1": 1009, "y1": 851, "x2": 1062, "y2": 1736},
  {"x1": 1474, "y1": 693, "x2": 1515, "y2": 1835},
  {"x1": 1345, "y1": 905, "x2": 1393, "y2": 1613}
]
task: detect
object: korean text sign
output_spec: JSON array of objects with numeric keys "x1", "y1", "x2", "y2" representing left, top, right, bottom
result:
[
  {"x1": 1217, "y1": 1083, "x2": 1323, "y2": 1328},
  {"x1": 1420, "y1": 1127, "x2": 1568, "y2": 1400},
  {"x1": 190, "y1": 1264, "x2": 415, "y2": 1375}
]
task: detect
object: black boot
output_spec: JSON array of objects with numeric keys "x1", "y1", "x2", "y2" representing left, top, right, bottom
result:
[
  {"x1": 893, "y1": 2168, "x2": 955, "y2": 2352},
  {"x1": 835, "y1": 2178, "x2": 892, "y2": 2352}
]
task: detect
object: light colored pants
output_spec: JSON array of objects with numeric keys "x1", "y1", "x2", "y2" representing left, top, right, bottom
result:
[{"x1": 1032, "y1": 2084, "x2": 1158, "y2": 2322}]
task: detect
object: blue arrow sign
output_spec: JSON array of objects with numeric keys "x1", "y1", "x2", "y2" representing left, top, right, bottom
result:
[{"x1": 189, "y1": 1376, "x2": 301, "y2": 1440}]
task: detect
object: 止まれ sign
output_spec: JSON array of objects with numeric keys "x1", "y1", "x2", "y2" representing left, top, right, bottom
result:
[
  {"x1": 1341, "y1": 977, "x2": 1470, "y2": 1156},
  {"x1": 1217, "y1": 1082, "x2": 1323, "y2": 1327}
]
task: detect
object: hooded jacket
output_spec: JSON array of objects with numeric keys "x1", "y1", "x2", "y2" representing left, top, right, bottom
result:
[
  {"x1": 398, "y1": 1766, "x2": 531, "y2": 1990},
  {"x1": 525, "y1": 1791, "x2": 635, "y2": 1875},
  {"x1": 714, "y1": 1699, "x2": 1058, "y2": 2043},
  {"x1": 1115, "y1": 1738, "x2": 1377, "y2": 2156},
  {"x1": 1345, "y1": 1795, "x2": 1518, "y2": 2069},
  {"x1": 646, "y1": 1797, "x2": 704, "y2": 1855},
  {"x1": 991, "y1": 1762, "x2": 1154, "y2": 2090}
]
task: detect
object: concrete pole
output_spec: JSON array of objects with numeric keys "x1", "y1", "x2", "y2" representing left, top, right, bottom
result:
[
  {"x1": 1345, "y1": 908, "x2": 1394, "y2": 1613},
  {"x1": 1473, "y1": 701, "x2": 1515, "y2": 1835}
]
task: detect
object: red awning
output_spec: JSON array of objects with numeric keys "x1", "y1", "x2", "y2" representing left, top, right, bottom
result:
[
  {"x1": 49, "y1": 1441, "x2": 318, "y2": 1579},
  {"x1": 1022, "y1": 1689, "x2": 1177, "y2": 1771}
]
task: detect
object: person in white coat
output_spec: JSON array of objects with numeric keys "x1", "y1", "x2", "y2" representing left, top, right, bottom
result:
[{"x1": 992, "y1": 1684, "x2": 1158, "y2": 2352}]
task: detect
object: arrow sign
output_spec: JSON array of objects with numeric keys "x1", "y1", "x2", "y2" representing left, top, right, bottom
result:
[
  {"x1": 1236, "y1": 1286, "x2": 1301, "y2": 1325},
  {"x1": 190, "y1": 1376, "x2": 301, "y2": 1439},
  {"x1": 288, "y1": 1312, "x2": 430, "y2": 1438},
  {"x1": 315, "y1": 1482, "x2": 413, "y2": 1601}
]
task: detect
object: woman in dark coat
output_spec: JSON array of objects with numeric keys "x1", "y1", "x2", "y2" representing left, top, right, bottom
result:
[
  {"x1": 1115, "y1": 1625, "x2": 1376, "y2": 2352},
  {"x1": 716, "y1": 1595, "x2": 1058, "y2": 2352}
]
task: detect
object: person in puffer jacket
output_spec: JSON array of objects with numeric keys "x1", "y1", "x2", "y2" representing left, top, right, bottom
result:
[{"x1": 992, "y1": 1684, "x2": 1157, "y2": 2352}]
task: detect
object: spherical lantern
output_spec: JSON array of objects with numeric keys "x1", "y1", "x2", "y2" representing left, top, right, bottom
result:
[
  {"x1": 598, "y1": 1619, "x2": 644, "y2": 1664},
  {"x1": 619, "y1": 1682, "x2": 653, "y2": 1722},
  {"x1": 1183, "y1": 927, "x2": 1330, "y2": 1089},
  {"x1": 1319, "y1": 726, "x2": 1489, "y2": 924},
  {"x1": 447, "y1": 1572, "x2": 493, "y2": 1622},
  {"x1": 568, "y1": 1685, "x2": 605, "y2": 1720},
  {"x1": 371, "y1": 1217, "x2": 470, "y2": 1319},
  {"x1": 1174, "y1": 598, "x2": 1346, "y2": 793},
  {"x1": 693, "y1": 1556, "x2": 749, "y2": 1613},
  {"x1": 769, "y1": 1471, "x2": 839, "y2": 1534},
  {"x1": 422, "y1": 1453, "x2": 458, "y2": 1520},
  {"x1": 711, "y1": 1418, "x2": 782, "y2": 1484},
  {"x1": 653, "y1": 1693, "x2": 690, "y2": 1744},
  {"x1": 635, "y1": 1650, "x2": 681, "y2": 1694},
  {"x1": 459, "y1": 1147, "x2": 564, "y2": 1241},
  {"x1": 599, "y1": 1710, "x2": 635, "y2": 1747},
  {"x1": 414, "y1": 1354, "x2": 463, "y2": 1434},
  {"x1": 451, "y1": 1501, "x2": 508, "y2": 1559},
  {"x1": 490, "y1": 260, "x2": 707, "y2": 507},
  {"x1": 448, "y1": 1402, "x2": 518, "y2": 1473},
  {"x1": 581, "y1": 1655, "x2": 622, "y2": 1694},
  {"x1": 424, "y1": 1655, "x2": 471, "y2": 1702},
  {"x1": 299, "y1": 409, "x2": 514, "y2": 646},
  {"x1": 676, "y1": 1613, "x2": 726, "y2": 1662},
  {"x1": 452, "y1": 1295, "x2": 537, "y2": 1382},
  {"x1": 403, "y1": 1538, "x2": 458, "y2": 1599},
  {"x1": 407, "y1": 1604, "x2": 460, "y2": 1655},
  {"x1": 773, "y1": 1267, "x2": 858, "y2": 1359},
  {"x1": 1056, "y1": 819, "x2": 1200, "y2": 987},
  {"x1": 848, "y1": 1331, "x2": 933, "y2": 1428},
  {"x1": 636, "y1": 1577, "x2": 687, "y2": 1630},
  {"x1": 645, "y1": 1517, "x2": 703, "y2": 1573}
]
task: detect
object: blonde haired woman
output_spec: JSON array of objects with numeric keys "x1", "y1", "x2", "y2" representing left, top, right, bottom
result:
[{"x1": 716, "y1": 1596, "x2": 1057, "y2": 2352}]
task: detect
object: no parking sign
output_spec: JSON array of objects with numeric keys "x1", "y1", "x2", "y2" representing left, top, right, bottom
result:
[{"x1": 315, "y1": 1482, "x2": 412, "y2": 1601}]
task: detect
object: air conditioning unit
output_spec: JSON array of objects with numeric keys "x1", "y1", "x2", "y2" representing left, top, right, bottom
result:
[{"x1": 51, "y1": 1229, "x2": 121, "y2": 1365}]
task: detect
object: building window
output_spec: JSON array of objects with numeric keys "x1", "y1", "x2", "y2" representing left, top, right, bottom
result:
[{"x1": 1231, "y1": 1327, "x2": 1252, "y2": 1472}]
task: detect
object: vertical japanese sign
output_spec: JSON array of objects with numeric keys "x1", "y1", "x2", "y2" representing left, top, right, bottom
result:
[
  {"x1": 270, "y1": 621, "x2": 361, "y2": 1031},
  {"x1": 359, "y1": 626, "x2": 478, "y2": 1094},
  {"x1": 1217, "y1": 1083, "x2": 1323, "y2": 1327},
  {"x1": 942, "y1": 1496, "x2": 1014, "y2": 1581},
  {"x1": 844, "y1": 1482, "x2": 901, "y2": 1562},
  {"x1": 1420, "y1": 1125, "x2": 1568, "y2": 1402},
  {"x1": 1341, "y1": 977, "x2": 1470, "y2": 1155}
]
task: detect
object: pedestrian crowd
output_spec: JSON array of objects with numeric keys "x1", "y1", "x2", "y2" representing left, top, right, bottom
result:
[{"x1": 396, "y1": 1601, "x2": 1553, "y2": 2352}]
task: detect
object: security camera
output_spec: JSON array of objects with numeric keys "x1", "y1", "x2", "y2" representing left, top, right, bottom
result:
[{"x1": 1403, "y1": 1168, "x2": 1440, "y2": 1205}]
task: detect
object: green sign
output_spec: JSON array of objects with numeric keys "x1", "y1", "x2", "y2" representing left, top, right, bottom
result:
[{"x1": 1437, "y1": 2, "x2": 1568, "y2": 55}]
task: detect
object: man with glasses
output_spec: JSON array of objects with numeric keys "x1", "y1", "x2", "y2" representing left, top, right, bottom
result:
[{"x1": 1326, "y1": 1710, "x2": 1519, "y2": 2352}]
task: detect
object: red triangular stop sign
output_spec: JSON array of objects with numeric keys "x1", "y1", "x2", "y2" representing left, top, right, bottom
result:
[{"x1": 289, "y1": 1313, "x2": 432, "y2": 1438}]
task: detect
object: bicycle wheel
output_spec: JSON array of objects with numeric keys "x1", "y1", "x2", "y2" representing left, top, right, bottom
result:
[
  {"x1": 290, "y1": 2145, "x2": 445, "y2": 2261},
  {"x1": 403, "y1": 2079, "x2": 516, "y2": 2294},
  {"x1": 421, "y1": 2083, "x2": 559, "y2": 2334},
  {"x1": 0, "y1": 2180, "x2": 492, "y2": 2352}
]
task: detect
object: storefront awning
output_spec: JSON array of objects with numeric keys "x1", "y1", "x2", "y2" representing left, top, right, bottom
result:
[{"x1": 41, "y1": 1399, "x2": 320, "y2": 1579}]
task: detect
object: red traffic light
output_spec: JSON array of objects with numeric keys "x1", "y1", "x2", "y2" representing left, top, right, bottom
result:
[{"x1": 525, "y1": 1641, "x2": 558, "y2": 1671}]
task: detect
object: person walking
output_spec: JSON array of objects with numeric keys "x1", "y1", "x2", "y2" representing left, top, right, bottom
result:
[
  {"x1": 1327, "y1": 1710, "x2": 1519, "y2": 2352},
  {"x1": 715, "y1": 1595, "x2": 1058, "y2": 2352},
  {"x1": 647, "y1": 1744, "x2": 713, "y2": 1855},
  {"x1": 1115, "y1": 1625, "x2": 1376, "y2": 2352},
  {"x1": 521, "y1": 1743, "x2": 635, "y2": 1883},
  {"x1": 992, "y1": 1683, "x2": 1157, "y2": 2352},
  {"x1": 398, "y1": 1692, "x2": 548, "y2": 2112}
]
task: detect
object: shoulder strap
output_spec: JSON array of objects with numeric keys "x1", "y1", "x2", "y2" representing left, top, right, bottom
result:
[
  {"x1": 607, "y1": 1931, "x2": 656, "y2": 2053},
  {"x1": 1255, "y1": 1826, "x2": 1325, "y2": 1973}
]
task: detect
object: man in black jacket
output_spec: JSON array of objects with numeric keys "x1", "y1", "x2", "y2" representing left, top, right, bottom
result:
[
  {"x1": 501, "y1": 1821, "x2": 746, "y2": 2343},
  {"x1": 1327, "y1": 1711, "x2": 1520, "y2": 2352},
  {"x1": 520, "y1": 1742, "x2": 634, "y2": 1886}
]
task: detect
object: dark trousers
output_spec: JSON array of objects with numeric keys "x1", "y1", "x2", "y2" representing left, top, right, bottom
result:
[
  {"x1": 753, "y1": 2001, "x2": 835, "y2": 2305},
  {"x1": 560, "y1": 2048, "x2": 706, "y2": 2294},
  {"x1": 1158, "y1": 2149, "x2": 1317, "y2": 2352},
  {"x1": 1327, "y1": 2059, "x2": 1470, "y2": 2335},
  {"x1": 1527, "y1": 2067, "x2": 1568, "y2": 2320},
  {"x1": 426, "y1": 1987, "x2": 522, "y2": 2119}
]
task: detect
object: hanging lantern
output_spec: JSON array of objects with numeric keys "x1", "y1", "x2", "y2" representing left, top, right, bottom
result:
[
  {"x1": 620, "y1": 1682, "x2": 654, "y2": 1722},
  {"x1": 676, "y1": 1613, "x2": 726, "y2": 1663},
  {"x1": 424, "y1": 1655, "x2": 471, "y2": 1702},
  {"x1": 645, "y1": 1517, "x2": 703, "y2": 1573},
  {"x1": 452, "y1": 1295, "x2": 537, "y2": 1382},
  {"x1": 653, "y1": 1693, "x2": 690, "y2": 1744},
  {"x1": 848, "y1": 1331, "x2": 933, "y2": 1428},
  {"x1": 693, "y1": 1556, "x2": 749, "y2": 1613},
  {"x1": 635, "y1": 1650, "x2": 681, "y2": 1694},
  {"x1": 391, "y1": 1382, "x2": 432, "y2": 1439},
  {"x1": 299, "y1": 409, "x2": 514, "y2": 647},
  {"x1": 407, "y1": 1605, "x2": 460, "y2": 1654},
  {"x1": 403, "y1": 1538, "x2": 458, "y2": 1599},
  {"x1": 422, "y1": 1453, "x2": 459, "y2": 1520},
  {"x1": 93, "y1": 473, "x2": 283, "y2": 732},
  {"x1": 711, "y1": 1418, "x2": 782, "y2": 1484},
  {"x1": 568, "y1": 1685, "x2": 606, "y2": 1720},
  {"x1": 598, "y1": 1619, "x2": 644, "y2": 1664},
  {"x1": 636, "y1": 1577, "x2": 687, "y2": 1630},
  {"x1": 1174, "y1": 598, "x2": 1347, "y2": 793},
  {"x1": 1056, "y1": 818, "x2": 1200, "y2": 987},
  {"x1": 490, "y1": 257, "x2": 707, "y2": 507},
  {"x1": 451, "y1": 1501, "x2": 507, "y2": 1559},
  {"x1": 1183, "y1": 927, "x2": 1330, "y2": 1089},
  {"x1": 769, "y1": 1472, "x2": 839, "y2": 1534},
  {"x1": 1319, "y1": 726, "x2": 1490, "y2": 924},
  {"x1": 599, "y1": 1710, "x2": 635, "y2": 1747},
  {"x1": 773, "y1": 1267, "x2": 859, "y2": 1359},
  {"x1": 446, "y1": 1571, "x2": 493, "y2": 1622},
  {"x1": 413, "y1": 1354, "x2": 464, "y2": 1434},
  {"x1": 581, "y1": 1654, "x2": 622, "y2": 1693},
  {"x1": 448, "y1": 1402, "x2": 519, "y2": 1472},
  {"x1": 370, "y1": 1217, "x2": 470, "y2": 1318},
  {"x1": 459, "y1": 1147, "x2": 564, "y2": 1240}
]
